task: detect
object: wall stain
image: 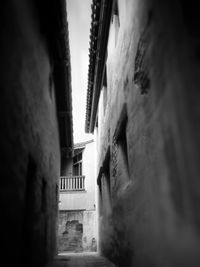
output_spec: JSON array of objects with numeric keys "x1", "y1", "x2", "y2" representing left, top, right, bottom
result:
[{"x1": 133, "y1": 9, "x2": 153, "y2": 95}]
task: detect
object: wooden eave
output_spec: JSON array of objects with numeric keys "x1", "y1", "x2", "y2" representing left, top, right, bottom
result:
[
  {"x1": 37, "y1": 0, "x2": 74, "y2": 158},
  {"x1": 85, "y1": 0, "x2": 113, "y2": 133}
]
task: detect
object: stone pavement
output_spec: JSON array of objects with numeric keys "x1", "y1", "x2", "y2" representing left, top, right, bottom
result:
[{"x1": 46, "y1": 252, "x2": 116, "y2": 267}]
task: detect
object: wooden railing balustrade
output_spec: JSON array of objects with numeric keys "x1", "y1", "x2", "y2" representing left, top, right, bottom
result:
[{"x1": 60, "y1": 176, "x2": 85, "y2": 191}]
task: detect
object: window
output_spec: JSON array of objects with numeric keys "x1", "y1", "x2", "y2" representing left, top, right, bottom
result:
[
  {"x1": 117, "y1": 124, "x2": 129, "y2": 181},
  {"x1": 73, "y1": 152, "x2": 82, "y2": 176},
  {"x1": 115, "y1": 105, "x2": 129, "y2": 183},
  {"x1": 101, "y1": 169, "x2": 112, "y2": 216},
  {"x1": 99, "y1": 149, "x2": 112, "y2": 216}
]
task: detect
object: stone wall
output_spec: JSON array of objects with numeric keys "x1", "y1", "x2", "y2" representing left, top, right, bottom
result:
[
  {"x1": 0, "y1": 1, "x2": 62, "y2": 266},
  {"x1": 58, "y1": 210, "x2": 97, "y2": 252},
  {"x1": 96, "y1": 0, "x2": 200, "y2": 266},
  {"x1": 58, "y1": 211, "x2": 83, "y2": 252}
]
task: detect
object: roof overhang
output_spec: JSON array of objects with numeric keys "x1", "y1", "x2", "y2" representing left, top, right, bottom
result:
[
  {"x1": 36, "y1": 0, "x2": 74, "y2": 158},
  {"x1": 85, "y1": 0, "x2": 113, "y2": 133}
]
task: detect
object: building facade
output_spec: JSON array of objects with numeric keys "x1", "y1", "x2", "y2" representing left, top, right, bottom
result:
[
  {"x1": 0, "y1": 1, "x2": 73, "y2": 266},
  {"x1": 85, "y1": 0, "x2": 200, "y2": 266},
  {"x1": 58, "y1": 140, "x2": 97, "y2": 252}
]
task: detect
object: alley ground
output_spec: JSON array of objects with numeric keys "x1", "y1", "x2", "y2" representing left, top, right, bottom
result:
[{"x1": 46, "y1": 252, "x2": 116, "y2": 267}]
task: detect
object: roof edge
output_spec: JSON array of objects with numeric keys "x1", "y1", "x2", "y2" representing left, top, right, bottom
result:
[
  {"x1": 85, "y1": 0, "x2": 113, "y2": 133},
  {"x1": 74, "y1": 139, "x2": 94, "y2": 149}
]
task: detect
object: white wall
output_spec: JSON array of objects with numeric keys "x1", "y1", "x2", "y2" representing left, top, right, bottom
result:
[{"x1": 59, "y1": 140, "x2": 96, "y2": 211}]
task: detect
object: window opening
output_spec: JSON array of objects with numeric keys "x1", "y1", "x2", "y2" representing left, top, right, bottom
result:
[
  {"x1": 115, "y1": 105, "x2": 129, "y2": 182},
  {"x1": 102, "y1": 148, "x2": 112, "y2": 216},
  {"x1": 73, "y1": 152, "x2": 82, "y2": 176}
]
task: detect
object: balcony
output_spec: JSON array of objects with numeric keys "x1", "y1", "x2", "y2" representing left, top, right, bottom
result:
[{"x1": 60, "y1": 176, "x2": 85, "y2": 191}]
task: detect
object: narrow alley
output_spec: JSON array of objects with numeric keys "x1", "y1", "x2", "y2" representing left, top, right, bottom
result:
[
  {"x1": 1, "y1": 0, "x2": 200, "y2": 267},
  {"x1": 46, "y1": 253, "x2": 116, "y2": 267}
]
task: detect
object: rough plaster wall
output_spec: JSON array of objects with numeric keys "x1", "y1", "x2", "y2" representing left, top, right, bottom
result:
[
  {"x1": 97, "y1": 0, "x2": 200, "y2": 266},
  {"x1": 58, "y1": 211, "x2": 83, "y2": 252},
  {"x1": 82, "y1": 210, "x2": 97, "y2": 251},
  {"x1": 0, "y1": 1, "x2": 60, "y2": 266},
  {"x1": 58, "y1": 210, "x2": 97, "y2": 252}
]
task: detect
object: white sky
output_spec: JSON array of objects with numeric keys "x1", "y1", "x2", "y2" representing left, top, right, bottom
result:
[{"x1": 67, "y1": 0, "x2": 93, "y2": 144}]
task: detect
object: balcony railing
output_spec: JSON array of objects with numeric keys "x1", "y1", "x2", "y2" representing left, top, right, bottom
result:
[{"x1": 60, "y1": 176, "x2": 85, "y2": 191}]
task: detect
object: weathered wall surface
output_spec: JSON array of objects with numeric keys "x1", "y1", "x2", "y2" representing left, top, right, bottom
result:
[
  {"x1": 58, "y1": 141, "x2": 97, "y2": 252},
  {"x1": 97, "y1": 0, "x2": 200, "y2": 266},
  {"x1": 58, "y1": 210, "x2": 97, "y2": 252},
  {"x1": 0, "y1": 1, "x2": 60, "y2": 266},
  {"x1": 58, "y1": 211, "x2": 83, "y2": 252},
  {"x1": 82, "y1": 210, "x2": 97, "y2": 252}
]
